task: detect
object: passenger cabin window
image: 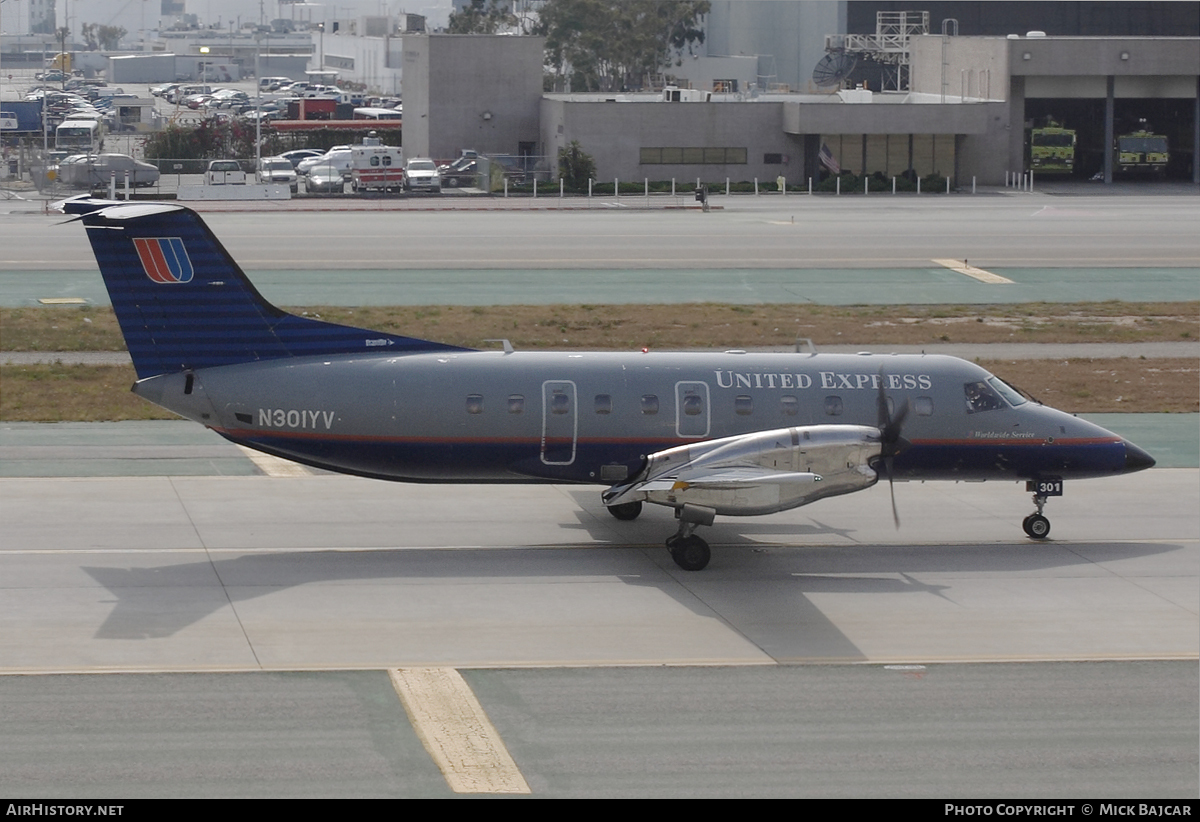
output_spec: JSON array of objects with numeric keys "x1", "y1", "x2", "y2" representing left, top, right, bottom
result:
[
  {"x1": 781, "y1": 396, "x2": 798, "y2": 416},
  {"x1": 641, "y1": 395, "x2": 659, "y2": 415},
  {"x1": 508, "y1": 395, "x2": 524, "y2": 414},
  {"x1": 681, "y1": 395, "x2": 703, "y2": 416},
  {"x1": 824, "y1": 396, "x2": 843, "y2": 416},
  {"x1": 914, "y1": 396, "x2": 934, "y2": 416},
  {"x1": 549, "y1": 392, "x2": 571, "y2": 415},
  {"x1": 964, "y1": 381, "x2": 1006, "y2": 414},
  {"x1": 594, "y1": 394, "x2": 612, "y2": 414},
  {"x1": 735, "y1": 395, "x2": 753, "y2": 416},
  {"x1": 466, "y1": 394, "x2": 483, "y2": 415}
]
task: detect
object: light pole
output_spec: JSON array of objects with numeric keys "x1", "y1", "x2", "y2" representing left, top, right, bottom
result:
[
  {"x1": 254, "y1": 31, "x2": 262, "y2": 178},
  {"x1": 1, "y1": 0, "x2": 6, "y2": 105},
  {"x1": 59, "y1": 26, "x2": 67, "y2": 91}
]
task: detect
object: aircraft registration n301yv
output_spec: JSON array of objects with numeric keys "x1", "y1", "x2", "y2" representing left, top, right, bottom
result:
[{"x1": 61, "y1": 198, "x2": 1155, "y2": 571}]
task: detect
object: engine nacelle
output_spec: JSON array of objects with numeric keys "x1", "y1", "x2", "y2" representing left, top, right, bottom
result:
[{"x1": 604, "y1": 425, "x2": 882, "y2": 517}]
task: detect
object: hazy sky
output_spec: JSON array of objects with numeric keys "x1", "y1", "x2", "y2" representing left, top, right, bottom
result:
[
  {"x1": 20, "y1": 1, "x2": 454, "y2": 38},
  {"x1": 183, "y1": 1, "x2": 454, "y2": 29}
]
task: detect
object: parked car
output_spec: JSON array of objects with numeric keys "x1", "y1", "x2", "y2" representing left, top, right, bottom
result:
[
  {"x1": 209, "y1": 89, "x2": 250, "y2": 109},
  {"x1": 167, "y1": 84, "x2": 211, "y2": 104},
  {"x1": 404, "y1": 158, "x2": 441, "y2": 194},
  {"x1": 242, "y1": 100, "x2": 284, "y2": 117},
  {"x1": 305, "y1": 165, "x2": 346, "y2": 194},
  {"x1": 298, "y1": 149, "x2": 352, "y2": 178},
  {"x1": 183, "y1": 93, "x2": 214, "y2": 110},
  {"x1": 150, "y1": 82, "x2": 181, "y2": 98},
  {"x1": 279, "y1": 148, "x2": 325, "y2": 169},
  {"x1": 56, "y1": 153, "x2": 160, "y2": 188},
  {"x1": 258, "y1": 156, "x2": 299, "y2": 193},
  {"x1": 439, "y1": 157, "x2": 480, "y2": 188},
  {"x1": 206, "y1": 159, "x2": 247, "y2": 185}
]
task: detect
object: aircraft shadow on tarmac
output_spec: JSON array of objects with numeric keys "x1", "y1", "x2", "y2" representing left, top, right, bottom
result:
[{"x1": 79, "y1": 537, "x2": 1178, "y2": 666}]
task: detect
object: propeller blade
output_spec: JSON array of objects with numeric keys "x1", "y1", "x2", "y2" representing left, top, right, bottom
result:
[
  {"x1": 876, "y1": 374, "x2": 889, "y2": 431},
  {"x1": 876, "y1": 370, "x2": 907, "y2": 528},
  {"x1": 882, "y1": 400, "x2": 911, "y2": 455},
  {"x1": 889, "y1": 469, "x2": 900, "y2": 529}
]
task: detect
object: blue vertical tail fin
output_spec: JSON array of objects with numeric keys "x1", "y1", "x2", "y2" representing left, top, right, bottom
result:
[{"x1": 62, "y1": 199, "x2": 465, "y2": 379}]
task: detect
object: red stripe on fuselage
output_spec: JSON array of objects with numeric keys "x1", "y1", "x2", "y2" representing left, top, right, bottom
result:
[
  {"x1": 909, "y1": 437, "x2": 1121, "y2": 447},
  {"x1": 211, "y1": 427, "x2": 685, "y2": 447},
  {"x1": 215, "y1": 428, "x2": 1123, "y2": 449}
]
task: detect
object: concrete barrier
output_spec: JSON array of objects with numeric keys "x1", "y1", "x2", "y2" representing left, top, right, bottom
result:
[{"x1": 177, "y1": 184, "x2": 291, "y2": 201}]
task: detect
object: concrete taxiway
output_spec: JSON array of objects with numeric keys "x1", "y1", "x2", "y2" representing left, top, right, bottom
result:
[
  {"x1": 2, "y1": 465, "x2": 1195, "y2": 673},
  {"x1": 1, "y1": 663, "x2": 1194, "y2": 798}
]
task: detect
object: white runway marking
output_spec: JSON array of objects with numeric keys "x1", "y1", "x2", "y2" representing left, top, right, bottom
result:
[
  {"x1": 932, "y1": 258, "x2": 1015, "y2": 284},
  {"x1": 389, "y1": 667, "x2": 531, "y2": 794}
]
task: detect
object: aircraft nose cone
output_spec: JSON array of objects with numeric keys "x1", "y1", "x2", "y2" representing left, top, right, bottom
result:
[{"x1": 1123, "y1": 439, "x2": 1156, "y2": 473}]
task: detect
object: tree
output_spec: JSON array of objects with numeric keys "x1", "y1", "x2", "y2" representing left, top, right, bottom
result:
[
  {"x1": 81, "y1": 23, "x2": 125, "y2": 50},
  {"x1": 81, "y1": 23, "x2": 99, "y2": 51},
  {"x1": 448, "y1": 0, "x2": 519, "y2": 35},
  {"x1": 98, "y1": 25, "x2": 128, "y2": 50},
  {"x1": 535, "y1": 0, "x2": 710, "y2": 92},
  {"x1": 557, "y1": 140, "x2": 595, "y2": 190}
]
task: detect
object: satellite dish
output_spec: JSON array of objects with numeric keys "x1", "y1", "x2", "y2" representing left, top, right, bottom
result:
[{"x1": 812, "y1": 52, "x2": 858, "y2": 88}]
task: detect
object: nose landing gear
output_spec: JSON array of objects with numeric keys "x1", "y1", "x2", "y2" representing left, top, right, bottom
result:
[
  {"x1": 1022, "y1": 479, "x2": 1062, "y2": 540},
  {"x1": 1022, "y1": 511, "x2": 1051, "y2": 539},
  {"x1": 1022, "y1": 490, "x2": 1052, "y2": 539}
]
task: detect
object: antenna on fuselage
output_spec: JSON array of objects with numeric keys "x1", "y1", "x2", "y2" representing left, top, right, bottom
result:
[{"x1": 483, "y1": 339, "x2": 515, "y2": 354}]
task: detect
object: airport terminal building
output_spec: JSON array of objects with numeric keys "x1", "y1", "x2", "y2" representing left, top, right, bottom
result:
[{"x1": 404, "y1": 28, "x2": 1198, "y2": 187}]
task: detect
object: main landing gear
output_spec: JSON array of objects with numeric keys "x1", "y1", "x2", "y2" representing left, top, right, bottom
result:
[
  {"x1": 665, "y1": 504, "x2": 716, "y2": 571},
  {"x1": 606, "y1": 499, "x2": 715, "y2": 571},
  {"x1": 666, "y1": 532, "x2": 710, "y2": 572},
  {"x1": 1022, "y1": 492, "x2": 1052, "y2": 539}
]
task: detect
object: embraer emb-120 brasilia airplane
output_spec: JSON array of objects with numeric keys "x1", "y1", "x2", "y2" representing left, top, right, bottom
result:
[{"x1": 62, "y1": 198, "x2": 1155, "y2": 571}]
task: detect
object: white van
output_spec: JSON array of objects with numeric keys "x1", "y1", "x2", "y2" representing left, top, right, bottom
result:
[{"x1": 55, "y1": 119, "x2": 104, "y2": 152}]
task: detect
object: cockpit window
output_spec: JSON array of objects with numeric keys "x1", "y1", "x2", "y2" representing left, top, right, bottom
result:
[
  {"x1": 987, "y1": 376, "x2": 1027, "y2": 407},
  {"x1": 964, "y1": 380, "x2": 1005, "y2": 414}
]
